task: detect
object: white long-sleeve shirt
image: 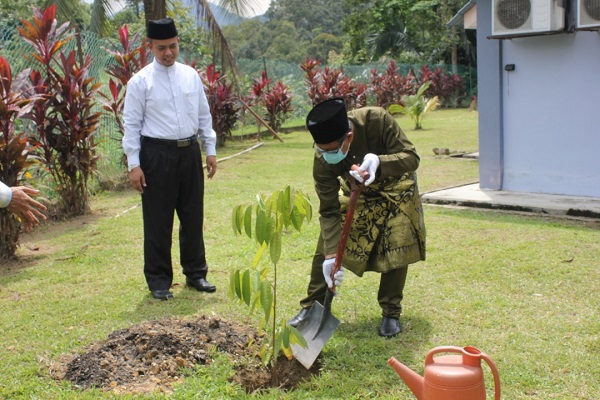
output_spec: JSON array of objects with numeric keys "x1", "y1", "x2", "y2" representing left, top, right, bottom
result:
[
  {"x1": 0, "y1": 181, "x2": 11, "y2": 208},
  {"x1": 122, "y1": 59, "x2": 216, "y2": 169}
]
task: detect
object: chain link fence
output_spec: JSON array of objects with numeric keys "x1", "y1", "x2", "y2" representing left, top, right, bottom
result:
[
  {"x1": 238, "y1": 58, "x2": 473, "y2": 85},
  {"x1": 0, "y1": 22, "x2": 123, "y2": 178},
  {"x1": 1, "y1": 22, "x2": 476, "y2": 177},
  {"x1": 237, "y1": 58, "x2": 476, "y2": 117}
]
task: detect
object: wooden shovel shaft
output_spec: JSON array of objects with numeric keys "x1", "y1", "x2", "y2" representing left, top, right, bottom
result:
[{"x1": 330, "y1": 166, "x2": 369, "y2": 292}]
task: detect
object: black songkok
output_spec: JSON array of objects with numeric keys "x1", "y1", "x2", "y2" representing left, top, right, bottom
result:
[
  {"x1": 306, "y1": 98, "x2": 350, "y2": 144},
  {"x1": 147, "y1": 18, "x2": 178, "y2": 40}
]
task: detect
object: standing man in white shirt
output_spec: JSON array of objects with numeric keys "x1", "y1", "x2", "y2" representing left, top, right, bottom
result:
[
  {"x1": 0, "y1": 181, "x2": 47, "y2": 231},
  {"x1": 123, "y1": 18, "x2": 218, "y2": 300}
]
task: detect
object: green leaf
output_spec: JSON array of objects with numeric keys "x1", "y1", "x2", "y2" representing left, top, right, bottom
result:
[
  {"x1": 243, "y1": 205, "x2": 253, "y2": 238},
  {"x1": 279, "y1": 186, "x2": 292, "y2": 227},
  {"x1": 289, "y1": 326, "x2": 308, "y2": 348},
  {"x1": 282, "y1": 326, "x2": 290, "y2": 348},
  {"x1": 264, "y1": 213, "x2": 274, "y2": 245},
  {"x1": 417, "y1": 81, "x2": 431, "y2": 97},
  {"x1": 250, "y1": 290, "x2": 261, "y2": 315},
  {"x1": 265, "y1": 189, "x2": 278, "y2": 213},
  {"x1": 252, "y1": 241, "x2": 267, "y2": 268},
  {"x1": 299, "y1": 192, "x2": 313, "y2": 221},
  {"x1": 228, "y1": 269, "x2": 237, "y2": 299},
  {"x1": 260, "y1": 281, "x2": 273, "y2": 323},
  {"x1": 255, "y1": 207, "x2": 266, "y2": 244},
  {"x1": 290, "y1": 205, "x2": 303, "y2": 231},
  {"x1": 388, "y1": 103, "x2": 406, "y2": 115},
  {"x1": 273, "y1": 334, "x2": 282, "y2": 360},
  {"x1": 241, "y1": 269, "x2": 251, "y2": 306},
  {"x1": 233, "y1": 270, "x2": 242, "y2": 300},
  {"x1": 232, "y1": 205, "x2": 243, "y2": 234},
  {"x1": 257, "y1": 193, "x2": 266, "y2": 211},
  {"x1": 251, "y1": 269, "x2": 261, "y2": 292},
  {"x1": 269, "y1": 228, "x2": 281, "y2": 265},
  {"x1": 281, "y1": 342, "x2": 293, "y2": 359}
]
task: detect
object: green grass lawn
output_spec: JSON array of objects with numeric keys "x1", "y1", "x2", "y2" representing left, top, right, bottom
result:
[{"x1": 1, "y1": 109, "x2": 598, "y2": 399}]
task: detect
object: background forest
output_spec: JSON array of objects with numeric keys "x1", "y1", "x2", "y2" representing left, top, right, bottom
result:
[{"x1": 0, "y1": 0, "x2": 476, "y2": 71}]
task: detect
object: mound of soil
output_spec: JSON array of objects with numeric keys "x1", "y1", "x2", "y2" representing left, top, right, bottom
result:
[{"x1": 48, "y1": 315, "x2": 318, "y2": 395}]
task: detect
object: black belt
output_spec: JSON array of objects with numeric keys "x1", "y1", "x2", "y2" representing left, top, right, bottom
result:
[{"x1": 141, "y1": 135, "x2": 197, "y2": 148}]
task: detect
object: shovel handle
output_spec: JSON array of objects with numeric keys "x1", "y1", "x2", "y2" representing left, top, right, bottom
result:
[{"x1": 330, "y1": 165, "x2": 369, "y2": 292}]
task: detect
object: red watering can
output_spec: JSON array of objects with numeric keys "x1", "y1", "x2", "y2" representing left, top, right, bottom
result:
[{"x1": 388, "y1": 346, "x2": 501, "y2": 400}]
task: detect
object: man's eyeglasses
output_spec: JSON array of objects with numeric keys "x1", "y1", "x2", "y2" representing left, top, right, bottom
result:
[{"x1": 313, "y1": 133, "x2": 348, "y2": 155}]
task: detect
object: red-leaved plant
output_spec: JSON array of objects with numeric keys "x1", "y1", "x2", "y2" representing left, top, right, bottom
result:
[
  {"x1": 369, "y1": 60, "x2": 417, "y2": 108},
  {"x1": 199, "y1": 64, "x2": 240, "y2": 147},
  {"x1": 418, "y1": 65, "x2": 464, "y2": 108},
  {"x1": 19, "y1": 5, "x2": 101, "y2": 216},
  {"x1": 100, "y1": 25, "x2": 148, "y2": 140},
  {"x1": 99, "y1": 25, "x2": 148, "y2": 166},
  {"x1": 300, "y1": 58, "x2": 368, "y2": 110},
  {"x1": 250, "y1": 71, "x2": 293, "y2": 133},
  {"x1": 0, "y1": 56, "x2": 42, "y2": 259}
]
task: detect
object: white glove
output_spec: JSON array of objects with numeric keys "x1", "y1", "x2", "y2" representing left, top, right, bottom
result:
[
  {"x1": 323, "y1": 258, "x2": 344, "y2": 288},
  {"x1": 349, "y1": 153, "x2": 380, "y2": 186}
]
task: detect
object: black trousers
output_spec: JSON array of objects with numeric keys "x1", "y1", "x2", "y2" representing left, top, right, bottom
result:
[
  {"x1": 299, "y1": 235, "x2": 408, "y2": 319},
  {"x1": 139, "y1": 136, "x2": 208, "y2": 291}
]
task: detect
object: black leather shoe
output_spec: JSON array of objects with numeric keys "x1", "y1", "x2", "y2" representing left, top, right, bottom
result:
[
  {"x1": 288, "y1": 307, "x2": 311, "y2": 327},
  {"x1": 379, "y1": 317, "x2": 402, "y2": 337},
  {"x1": 186, "y1": 277, "x2": 216, "y2": 293},
  {"x1": 151, "y1": 289, "x2": 173, "y2": 300}
]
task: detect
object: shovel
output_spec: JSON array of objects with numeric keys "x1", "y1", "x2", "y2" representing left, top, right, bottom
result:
[{"x1": 292, "y1": 167, "x2": 368, "y2": 369}]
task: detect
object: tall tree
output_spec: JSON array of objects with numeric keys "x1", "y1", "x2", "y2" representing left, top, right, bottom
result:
[
  {"x1": 0, "y1": 0, "x2": 39, "y2": 25},
  {"x1": 223, "y1": 0, "x2": 346, "y2": 63},
  {"x1": 265, "y1": 0, "x2": 348, "y2": 42}
]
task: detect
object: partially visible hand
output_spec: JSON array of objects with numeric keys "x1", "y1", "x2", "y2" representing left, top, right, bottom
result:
[
  {"x1": 8, "y1": 186, "x2": 47, "y2": 230},
  {"x1": 322, "y1": 258, "x2": 345, "y2": 289},
  {"x1": 356, "y1": 153, "x2": 380, "y2": 186},
  {"x1": 206, "y1": 155, "x2": 217, "y2": 179},
  {"x1": 128, "y1": 167, "x2": 146, "y2": 193}
]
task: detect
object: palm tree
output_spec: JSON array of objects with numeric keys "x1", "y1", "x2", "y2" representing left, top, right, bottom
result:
[
  {"x1": 388, "y1": 82, "x2": 440, "y2": 130},
  {"x1": 366, "y1": 17, "x2": 419, "y2": 61}
]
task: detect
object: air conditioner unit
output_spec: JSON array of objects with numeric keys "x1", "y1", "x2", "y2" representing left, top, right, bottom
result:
[
  {"x1": 492, "y1": 0, "x2": 565, "y2": 36},
  {"x1": 577, "y1": 0, "x2": 600, "y2": 29}
]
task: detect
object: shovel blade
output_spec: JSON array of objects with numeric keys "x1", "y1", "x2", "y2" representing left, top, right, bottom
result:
[{"x1": 291, "y1": 301, "x2": 340, "y2": 369}]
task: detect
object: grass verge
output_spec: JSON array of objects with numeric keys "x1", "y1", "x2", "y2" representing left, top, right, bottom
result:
[{"x1": 1, "y1": 109, "x2": 598, "y2": 399}]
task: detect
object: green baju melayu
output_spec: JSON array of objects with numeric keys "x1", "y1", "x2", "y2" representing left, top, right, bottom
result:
[{"x1": 300, "y1": 107, "x2": 426, "y2": 318}]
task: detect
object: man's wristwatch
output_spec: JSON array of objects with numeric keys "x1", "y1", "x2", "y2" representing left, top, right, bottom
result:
[{"x1": 128, "y1": 164, "x2": 139, "y2": 172}]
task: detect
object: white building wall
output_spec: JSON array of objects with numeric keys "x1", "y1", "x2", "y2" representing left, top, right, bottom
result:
[{"x1": 501, "y1": 32, "x2": 600, "y2": 197}]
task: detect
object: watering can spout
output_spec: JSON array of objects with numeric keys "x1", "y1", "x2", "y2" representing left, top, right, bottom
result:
[{"x1": 388, "y1": 357, "x2": 424, "y2": 400}]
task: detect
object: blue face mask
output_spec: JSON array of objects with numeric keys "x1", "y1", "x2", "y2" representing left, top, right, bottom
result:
[{"x1": 321, "y1": 147, "x2": 349, "y2": 164}]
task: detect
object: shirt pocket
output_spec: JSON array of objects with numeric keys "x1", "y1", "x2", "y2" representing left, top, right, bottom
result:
[{"x1": 183, "y1": 90, "x2": 199, "y2": 124}]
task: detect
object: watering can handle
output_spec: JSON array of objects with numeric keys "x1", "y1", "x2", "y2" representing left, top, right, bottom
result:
[
  {"x1": 481, "y1": 352, "x2": 501, "y2": 400},
  {"x1": 424, "y1": 346, "x2": 464, "y2": 365}
]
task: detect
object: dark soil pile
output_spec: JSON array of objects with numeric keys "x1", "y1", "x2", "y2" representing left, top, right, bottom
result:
[{"x1": 48, "y1": 315, "x2": 318, "y2": 395}]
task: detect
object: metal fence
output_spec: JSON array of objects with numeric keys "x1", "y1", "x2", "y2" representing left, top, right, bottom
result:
[
  {"x1": 0, "y1": 22, "x2": 124, "y2": 171},
  {"x1": 238, "y1": 58, "x2": 473, "y2": 85},
  {"x1": 1, "y1": 22, "x2": 476, "y2": 171}
]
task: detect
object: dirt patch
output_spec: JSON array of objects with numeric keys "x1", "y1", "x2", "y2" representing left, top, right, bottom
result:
[{"x1": 48, "y1": 315, "x2": 319, "y2": 395}]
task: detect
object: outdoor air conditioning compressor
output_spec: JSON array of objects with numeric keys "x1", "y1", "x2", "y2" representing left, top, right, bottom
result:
[
  {"x1": 576, "y1": 0, "x2": 600, "y2": 29},
  {"x1": 492, "y1": 0, "x2": 565, "y2": 36}
]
